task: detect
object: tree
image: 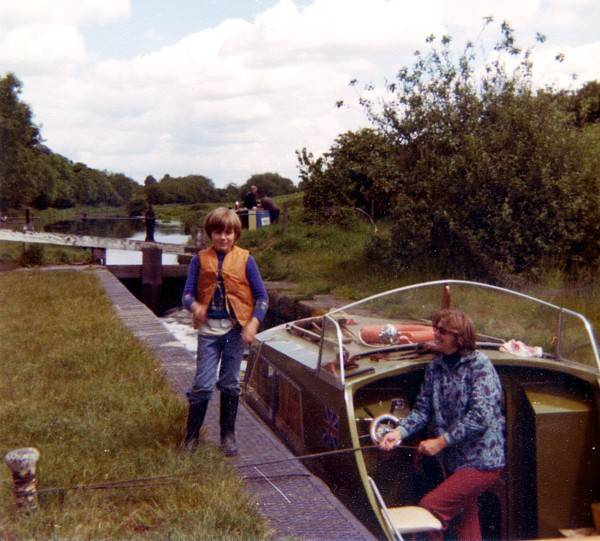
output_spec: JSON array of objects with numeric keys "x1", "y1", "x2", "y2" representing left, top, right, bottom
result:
[
  {"x1": 0, "y1": 73, "x2": 42, "y2": 209},
  {"x1": 297, "y1": 23, "x2": 600, "y2": 277},
  {"x1": 298, "y1": 128, "x2": 406, "y2": 220},
  {"x1": 154, "y1": 174, "x2": 217, "y2": 204},
  {"x1": 0, "y1": 73, "x2": 137, "y2": 210},
  {"x1": 569, "y1": 80, "x2": 600, "y2": 126},
  {"x1": 239, "y1": 172, "x2": 296, "y2": 198},
  {"x1": 143, "y1": 174, "x2": 161, "y2": 204},
  {"x1": 109, "y1": 173, "x2": 140, "y2": 203},
  {"x1": 216, "y1": 182, "x2": 242, "y2": 203},
  {"x1": 351, "y1": 22, "x2": 600, "y2": 277},
  {"x1": 49, "y1": 154, "x2": 77, "y2": 208}
]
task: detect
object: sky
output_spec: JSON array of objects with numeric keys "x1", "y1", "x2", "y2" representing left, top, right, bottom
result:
[{"x1": 1, "y1": 0, "x2": 599, "y2": 188}]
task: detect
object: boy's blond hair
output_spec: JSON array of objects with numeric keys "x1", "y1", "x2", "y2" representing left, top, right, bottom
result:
[{"x1": 204, "y1": 207, "x2": 242, "y2": 240}]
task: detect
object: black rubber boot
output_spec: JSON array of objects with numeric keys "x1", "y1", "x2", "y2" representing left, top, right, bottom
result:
[
  {"x1": 220, "y1": 391, "x2": 240, "y2": 457},
  {"x1": 182, "y1": 399, "x2": 209, "y2": 452}
]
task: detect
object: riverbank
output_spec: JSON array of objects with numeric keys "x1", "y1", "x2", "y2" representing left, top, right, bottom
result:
[
  {"x1": 3, "y1": 193, "x2": 599, "y2": 331},
  {"x1": 0, "y1": 269, "x2": 270, "y2": 541}
]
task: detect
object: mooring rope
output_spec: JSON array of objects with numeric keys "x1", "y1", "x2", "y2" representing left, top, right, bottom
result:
[{"x1": 34, "y1": 443, "x2": 415, "y2": 495}]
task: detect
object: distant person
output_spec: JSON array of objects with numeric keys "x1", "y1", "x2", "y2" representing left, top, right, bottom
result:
[
  {"x1": 181, "y1": 207, "x2": 268, "y2": 456},
  {"x1": 260, "y1": 194, "x2": 280, "y2": 224},
  {"x1": 235, "y1": 198, "x2": 249, "y2": 229},
  {"x1": 145, "y1": 205, "x2": 156, "y2": 242},
  {"x1": 243, "y1": 185, "x2": 258, "y2": 209}
]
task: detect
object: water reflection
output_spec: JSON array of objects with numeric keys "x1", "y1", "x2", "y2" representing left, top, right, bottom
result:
[{"x1": 45, "y1": 218, "x2": 190, "y2": 264}]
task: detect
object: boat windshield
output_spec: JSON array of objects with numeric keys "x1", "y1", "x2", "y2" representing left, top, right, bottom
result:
[{"x1": 317, "y1": 280, "x2": 599, "y2": 384}]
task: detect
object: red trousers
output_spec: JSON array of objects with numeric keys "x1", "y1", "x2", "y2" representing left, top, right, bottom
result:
[{"x1": 419, "y1": 468, "x2": 502, "y2": 541}]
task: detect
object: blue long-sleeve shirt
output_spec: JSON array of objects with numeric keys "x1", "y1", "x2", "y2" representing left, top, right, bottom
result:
[
  {"x1": 181, "y1": 252, "x2": 269, "y2": 322},
  {"x1": 398, "y1": 350, "x2": 505, "y2": 473}
]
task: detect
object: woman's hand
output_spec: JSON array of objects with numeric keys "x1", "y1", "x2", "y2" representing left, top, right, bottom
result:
[
  {"x1": 191, "y1": 302, "x2": 207, "y2": 329},
  {"x1": 242, "y1": 317, "x2": 259, "y2": 344},
  {"x1": 379, "y1": 429, "x2": 402, "y2": 451},
  {"x1": 417, "y1": 435, "x2": 448, "y2": 456}
]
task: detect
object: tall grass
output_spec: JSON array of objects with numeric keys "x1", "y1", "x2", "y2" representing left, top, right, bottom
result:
[
  {"x1": 0, "y1": 270, "x2": 270, "y2": 540},
  {"x1": 238, "y1": 195, "x2": 444, "y2": 299}
]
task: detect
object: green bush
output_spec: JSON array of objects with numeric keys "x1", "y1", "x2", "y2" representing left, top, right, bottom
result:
[
  {"x1": 125, "y1": 195, "x2": 147, "y2": 217},
  {"x1": 303, "y1": 22, "x2": 600, "y2": 279},
  {"x1": 298, "y1": 128, "x2": 404, "y2": 221}
]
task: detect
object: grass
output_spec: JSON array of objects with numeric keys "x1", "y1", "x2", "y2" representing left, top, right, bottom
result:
[
  {"x1": 3, "y1": 193, "x2": 599, "y2": 331},
  {"x1": 237, "y1": 194, "x2": 441, "y2": 298},
  {"x1": 8, "y1": 205, "x2": 127, "y2": 228},
  {"x1": 0, "y1": 242, "x2": 92, "y2": 269},
  {"x1": 234, "y1": 193, "x2": 600, "y2": 334},
  {"x1": 0, "y1": 270, "x2": 271, "y2": 541}
]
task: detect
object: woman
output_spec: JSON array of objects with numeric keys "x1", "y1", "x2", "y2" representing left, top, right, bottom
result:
[{"x1": 379, "y1": 309, "x2": 505, "y2": 541}]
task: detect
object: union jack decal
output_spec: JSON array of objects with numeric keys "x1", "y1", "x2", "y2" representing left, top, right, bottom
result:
[{"x1": 322, "y1": 407, "x2": 339, "y2": 449}]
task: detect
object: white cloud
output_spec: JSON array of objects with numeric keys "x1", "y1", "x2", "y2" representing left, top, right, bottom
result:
[
  {"x1": 531, "y1": 41, "x2": 600, "y2": 89},
  {"x1": 5, "y1": 0, "x2": 600, "y2": 186},
  {"x1": 0, "y1": 0, "x2": 130, "y2": 24},
  {"x1": 0, "y1": 23, "x2": 86, "y2": 74}
]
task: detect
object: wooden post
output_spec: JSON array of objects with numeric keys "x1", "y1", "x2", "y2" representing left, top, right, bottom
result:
[
  {"x1": 24, "y1": 208, "x2": 32, "y2": 231},
  {"x1": 4, "y1": 447, "x2": 40, "y2": 511},
  {"x1": 142, "y1": 246, "x2": 162, "y2": 315}
]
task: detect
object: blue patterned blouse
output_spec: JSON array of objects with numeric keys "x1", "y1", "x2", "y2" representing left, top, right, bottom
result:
[{"x1": 398, "y1": 350, "x2": 506, "y2": 473}]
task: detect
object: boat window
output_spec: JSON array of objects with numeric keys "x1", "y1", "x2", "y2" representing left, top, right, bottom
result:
[
  {"x1": 559, "y1": 311, "x2": 598, "y2": 370},
  {"x1": 326, "y1": 280, "x2": 599, "y2": 372},
  {"x1": 245, "y1": 353, "x2": 277, "y2": 418}
]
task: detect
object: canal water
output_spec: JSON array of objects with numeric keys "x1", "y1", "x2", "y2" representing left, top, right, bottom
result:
[
  {"x1": 160, "y1": 308, "x2": 256, "y2": 374},
  {"x1": 45, "y1": 217, "x2": 198, "y2": 354},
  {"x1": 44, "y1": 217, "x2": 262, "y2": 371},
  {"x1": 44, "y1": 217, "x2": 189, "y2": 265}
]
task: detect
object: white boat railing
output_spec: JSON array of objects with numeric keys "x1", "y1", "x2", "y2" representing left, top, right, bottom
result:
[{"x1": 325, "y1": 279, "x2": 600, "y2": 385}]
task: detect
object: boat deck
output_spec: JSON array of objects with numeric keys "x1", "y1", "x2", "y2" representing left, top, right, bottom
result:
[{"x1": 94, "y1": 267, "x2": 376, "y2": 541}]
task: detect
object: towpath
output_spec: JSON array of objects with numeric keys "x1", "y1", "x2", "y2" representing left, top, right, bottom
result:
[{"x1": 92, "y1": 267, "x2": 376, "y2": 541}]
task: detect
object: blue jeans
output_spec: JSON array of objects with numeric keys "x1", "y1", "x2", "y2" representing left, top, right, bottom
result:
[{"x1": 187, "y1": 327, "x2": 244, "y2": 404}]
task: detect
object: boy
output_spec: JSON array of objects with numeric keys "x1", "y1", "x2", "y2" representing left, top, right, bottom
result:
[{"x1": 181, "y1": 207, "x2": 268, "y2": 455}]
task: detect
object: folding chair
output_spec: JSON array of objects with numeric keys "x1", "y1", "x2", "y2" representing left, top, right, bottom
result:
[{"x1": 368, "y1": 476, "x2": 443, "y2": 541}]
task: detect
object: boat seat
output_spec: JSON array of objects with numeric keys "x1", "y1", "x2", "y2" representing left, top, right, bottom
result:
[{"x1": 368, "y1": 476, "x2": 443, "y2": 540}]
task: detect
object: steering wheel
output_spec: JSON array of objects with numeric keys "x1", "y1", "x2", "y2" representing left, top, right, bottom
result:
[{"x1": 369, "y1": 413, "x2": 401, "y2": 446}]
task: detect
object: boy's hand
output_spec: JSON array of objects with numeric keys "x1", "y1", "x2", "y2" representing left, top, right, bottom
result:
[
  {"x1": 191, "y1": 303, "x2": 207, "y2": 329},
  {"x1": 242, "y1": 317, "x2": 259, "y2": 344}
]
